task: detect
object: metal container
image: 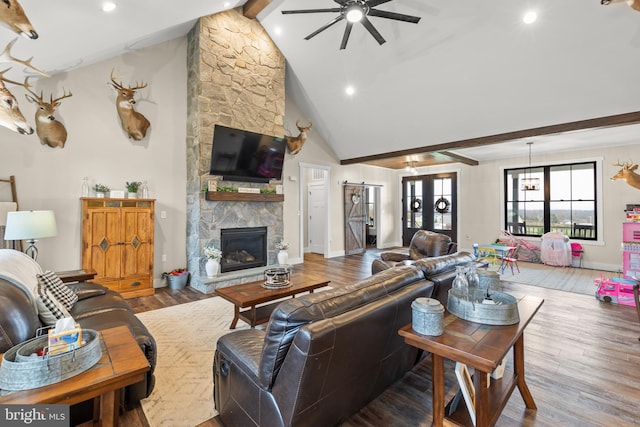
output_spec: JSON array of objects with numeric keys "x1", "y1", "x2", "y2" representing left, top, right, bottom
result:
[
  {"x1": 447, "y1": 288, "x2": 520, "y2": 325},
  {"x1": 262, "y1": 266, "x2": 292, "y2": 289},
  {"x1": 412, "y1": 297, "x2": 444, "y2": 336},
  {"x1": 0, "y1": 329, "x2": 102, "y2": 391}
]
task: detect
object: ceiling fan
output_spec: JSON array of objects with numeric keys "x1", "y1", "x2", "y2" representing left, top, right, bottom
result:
[{"x1": 281, "y1": 0, "x2": 421, "y2": 50}]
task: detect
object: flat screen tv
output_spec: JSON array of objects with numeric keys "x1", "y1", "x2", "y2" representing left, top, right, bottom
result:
[{"x1": 209, "y1": 125, "x2": 286, "y2": 183}]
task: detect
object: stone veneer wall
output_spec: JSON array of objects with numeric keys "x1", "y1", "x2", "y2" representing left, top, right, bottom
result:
[{"x1": 186, "y1": 8, "x2": 286, "y2": 293}]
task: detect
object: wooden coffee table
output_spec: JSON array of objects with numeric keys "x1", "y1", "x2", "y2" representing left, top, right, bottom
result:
[
  {"x1": 215, "y1": 271, "x2": 330, "y2": 329},
  {"x1": 0, "y1": 325, "x2": 150, "y2": 427},
  {"x1": 399, "y1": 295, "x2": 544, "y2": 427}
]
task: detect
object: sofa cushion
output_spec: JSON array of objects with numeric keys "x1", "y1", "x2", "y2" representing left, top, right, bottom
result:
[
  {"x1": 258, "y1": 265, "x2": 427, "y2": 389},
  {"x1": 37, "y1": 271, "x2": 78, "y2": 310},
  {"x1": 412, "y1": 251, "x2": 475, "y2": 277}
]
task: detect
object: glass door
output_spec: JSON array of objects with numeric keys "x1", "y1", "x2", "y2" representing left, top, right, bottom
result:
[{"x1": 402, "y1": 173, "x2": 457, "y2": 246}]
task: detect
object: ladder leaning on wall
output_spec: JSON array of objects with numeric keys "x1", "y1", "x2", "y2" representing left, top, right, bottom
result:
[{"x1": 0, "y1": 175, "x2": 22, "y2": 250}]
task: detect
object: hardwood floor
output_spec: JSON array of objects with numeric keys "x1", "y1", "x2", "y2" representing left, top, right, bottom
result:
[{"x1": 120, "y1": 251, "x2": 640, "y2": 427}]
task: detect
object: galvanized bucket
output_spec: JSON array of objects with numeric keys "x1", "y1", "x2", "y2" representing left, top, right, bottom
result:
[
  {"x1": 447, "y1": 288, "x2": 520, "y2": 325},
  {"x1": 0, "y1": 329, "x2": 102, "y2": 391}
]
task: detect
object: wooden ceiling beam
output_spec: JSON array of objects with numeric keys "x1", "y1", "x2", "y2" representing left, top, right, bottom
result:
[
  {"x1": 438, "y1": 151, "x2": 479, "y2": 166},
  {"x1": 243, "y1": 0, "x2": 272, "y2": 19},
  {"x1": 340, "y1": 111, "x2": 640, "y2": 167}
]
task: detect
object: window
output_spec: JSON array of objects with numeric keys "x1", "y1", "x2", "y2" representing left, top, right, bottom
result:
[{"x1": 504, "y1": 161, "x2": 596, "y2": 239}]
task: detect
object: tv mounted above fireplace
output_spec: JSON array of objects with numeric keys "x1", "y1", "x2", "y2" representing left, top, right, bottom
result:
[{"x1": 209, "y1": 124, "x2": 285, "y2": 184}]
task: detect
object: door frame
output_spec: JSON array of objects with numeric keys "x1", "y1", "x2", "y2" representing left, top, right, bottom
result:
[
  {"x1": 299, "y1": 162, "x2": 331, "y2": 258},
  {"x1": 399, "y1": 170, "x2": 460, "y2": 246}
]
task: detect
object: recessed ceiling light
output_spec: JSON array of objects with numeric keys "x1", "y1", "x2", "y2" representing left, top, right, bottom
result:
[
  {"x1": 274, "y1": 26, "x2": 282, "y2": 36},
  {"x1": 523, "y1": 10, "x2": 538, "y2": 24},
  {"x1": 224, "y1": 2, "x2": 231, "y2": 7},
  {"x1": 102, "y1": 2, "x2": 116, "y2": 12},
  {"x1": 345, "y1": 85, "x2": 355, "y2": 96}
]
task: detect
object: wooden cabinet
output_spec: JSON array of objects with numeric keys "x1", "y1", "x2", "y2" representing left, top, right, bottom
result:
[{"x1": 81, "y1": 198, "x2": 155, "y2": 299}]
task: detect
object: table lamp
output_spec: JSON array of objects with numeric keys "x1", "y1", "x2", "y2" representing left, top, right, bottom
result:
[{"x1": 4, "y1": 210, "x2": 58, "y2": 261}]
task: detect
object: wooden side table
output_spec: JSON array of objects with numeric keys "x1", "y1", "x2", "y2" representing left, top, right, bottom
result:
[
  {"x1": 55, "y1": 269, "x2": 97, "y2": 283},
  {"x1": 0, "y1": 325, "x2": 150, "y2": 427},
  {"x1": 399, "y1": 295, "x2": 544, "y2": 427}
]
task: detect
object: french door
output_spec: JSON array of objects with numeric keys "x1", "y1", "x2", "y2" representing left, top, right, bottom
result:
[{"x1": 402, "y1": 173, "x2": 457, "y2": 246}]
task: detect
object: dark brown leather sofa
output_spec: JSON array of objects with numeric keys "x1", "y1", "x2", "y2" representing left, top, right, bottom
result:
[
  {"x1": 0, "y1": 250, "x2": 156, "y2": 410},
  {"x1": 213, "y1": 265, "x2": 433, "y2": 427}
]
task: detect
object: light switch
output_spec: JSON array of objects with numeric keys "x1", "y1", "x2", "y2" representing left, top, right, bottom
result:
[{"x1": 160, "y1": 211, "x2": 167, "y2": 219}]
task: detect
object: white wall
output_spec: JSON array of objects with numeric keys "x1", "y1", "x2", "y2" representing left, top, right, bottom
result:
[{"x1": 0, "y1": 38, "x2": 188, "y2": 281}]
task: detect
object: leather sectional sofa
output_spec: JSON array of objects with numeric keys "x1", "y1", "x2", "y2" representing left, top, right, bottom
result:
[
  {"x1": 213, "y1": 265, "x2": 434, "y2": 427},
  {"x1": 0, "y1": 249, "x2": 156, "y2": 410}
]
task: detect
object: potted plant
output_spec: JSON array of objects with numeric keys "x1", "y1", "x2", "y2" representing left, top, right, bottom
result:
[
  {"x1": 204, "y1": 245, "x2": 222, "y2": 277},
  {"x1": 126, "y1": 181, "x2": 142, "y2": 198},
  {"x1": 93, "y1": 184, "x2": 110, "y2": 198},
  {"x1": 161, "y1": 268, "x2": 190, "y2": 289},
  {"x1": 275, "y1": 239, "x2": 289, "y2": 265}
]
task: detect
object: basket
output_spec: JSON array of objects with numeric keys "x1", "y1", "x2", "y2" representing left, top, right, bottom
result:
[
  {"x1": 0, "y1": 329, "x2": 102, "y2": 391},
  {"x1": 447, "y1": 289, "x2": 520, "y2": 325},
  {"x1": 262, "y1": 266, "x2": 292, "y2": 289}
]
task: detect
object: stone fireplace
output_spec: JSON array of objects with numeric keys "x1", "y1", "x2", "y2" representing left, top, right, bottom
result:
[
  {"x1": 185, "y1": 8, "x2": 286, "y2": 293},
  {"x1": 220, "y1": 227, "x2": 267, "y2": 272}
]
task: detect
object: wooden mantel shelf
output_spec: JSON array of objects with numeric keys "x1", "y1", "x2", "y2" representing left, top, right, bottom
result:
[{"x1": 205, "y1": 192, "x2": 284, "y2": 202}]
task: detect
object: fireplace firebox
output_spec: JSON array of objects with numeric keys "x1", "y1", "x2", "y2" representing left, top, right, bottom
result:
[{"x1": 220, "y1": 227, "x2": 267, "y2": 273}]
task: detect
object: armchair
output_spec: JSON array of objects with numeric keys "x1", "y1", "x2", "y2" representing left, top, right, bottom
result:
[{"x1": 378, "y1": 230, "x2": 454, "y2": 268}]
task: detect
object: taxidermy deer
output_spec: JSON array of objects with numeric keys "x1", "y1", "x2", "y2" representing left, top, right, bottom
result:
[
  {"x1": 0, "y1": 0, "x2": 37, "y2": 39},
  {"x1": 24, "y1": 84, "x2": 72, "y2": 148},
  {"x1": 601, "y1": 0, "x2": 640, "y2": 12},
  {"x1": 109, "y1": 69, "x2": 150, "y2": 141},
  {"x1": 611, "y1": 161, "x2": 640, "y2": 190},
  {"x1": 0, "y1": 39, "x2": 49, "y2": 135},
  {"x1": 285, "y1": 120, "x2": 312, "y2": 155}
]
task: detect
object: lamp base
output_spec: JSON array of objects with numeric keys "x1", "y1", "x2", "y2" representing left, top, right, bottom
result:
[{"x1": 24, "y1": 239, "x2": 38, "y2": 261}]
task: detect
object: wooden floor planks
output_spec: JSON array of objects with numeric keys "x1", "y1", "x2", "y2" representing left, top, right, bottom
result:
[{"x1": 118, "y1": 251, "x2": 640, "y2": 427}]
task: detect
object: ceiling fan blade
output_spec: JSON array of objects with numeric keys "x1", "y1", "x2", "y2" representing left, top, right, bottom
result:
[
  {"x1": 304, "y1": 16, "x2": 345, "y2": 40},
  {"x1": 361, "y1": 17, "x2": 386, "y2": 45},
  {"x1": 368, "y1": 9, "x2": 421, "y2": 23},
  {"x1": 340, "y1": 22, "x2": 354, "y2": 50},
  {"x1": 282, "y1": 8, "x2": 341, "y2": 15},
  {"x1": 333, "y1": 0, "x2": 348, "y2": 5},
  {"x1": 366, "y1": 0, "x2": 393, "y2": 7}
]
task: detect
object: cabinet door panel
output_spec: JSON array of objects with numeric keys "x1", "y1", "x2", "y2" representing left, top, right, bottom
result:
[
  {"x1": 121, "y1": 209, "x2": 153, "y2": 277},
  {"x1": 87, "y1": 210, "x2": 121, "y2": 280}
]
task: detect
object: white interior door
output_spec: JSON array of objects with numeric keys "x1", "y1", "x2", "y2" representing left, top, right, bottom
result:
[{"x1": 308, "y1": 183, "x2": 325, "y2": 254}]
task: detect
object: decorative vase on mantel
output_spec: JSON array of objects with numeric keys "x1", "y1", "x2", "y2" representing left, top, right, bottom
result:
[
  {"x1": 277, "y1": 250, "x2": 289, "y2": 266},
  {"x1": 205, "y1": 258, "x2": 220, "y2": 277}
]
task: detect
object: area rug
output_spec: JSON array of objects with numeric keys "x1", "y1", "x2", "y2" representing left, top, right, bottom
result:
[
  {"x1": 497, "y1": 261, "x2": 614, "y2": 296},
  {"x1": 137, "y1": 297, "x2": 242, "y2": 427}
]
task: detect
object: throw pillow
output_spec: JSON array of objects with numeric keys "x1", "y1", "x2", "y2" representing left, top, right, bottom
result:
[
  {"x1": 35, "y1": 280, "x2": 71, "y2": 325},
  {"x1": 36, "y1": 271, "x2": 78, "y2": 310}
]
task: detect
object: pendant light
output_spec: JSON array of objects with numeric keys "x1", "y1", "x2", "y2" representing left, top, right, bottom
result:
[{"x1": 521, "y1": 142, "x2": 540, "y2": 191}]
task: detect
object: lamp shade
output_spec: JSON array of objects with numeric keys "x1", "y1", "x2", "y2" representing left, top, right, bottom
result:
[{"x1": 4, "y1": 210, "x2": 58, "y2": 240}]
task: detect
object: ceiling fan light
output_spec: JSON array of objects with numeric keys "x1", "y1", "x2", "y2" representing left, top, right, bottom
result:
[{"x1": 346, "y1": 6, "x2": 364, "y2": 23}]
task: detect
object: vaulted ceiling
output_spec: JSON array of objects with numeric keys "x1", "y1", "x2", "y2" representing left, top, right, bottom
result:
[{"x1": 5, "y1": 0, "x2": 640, "y2": 168}]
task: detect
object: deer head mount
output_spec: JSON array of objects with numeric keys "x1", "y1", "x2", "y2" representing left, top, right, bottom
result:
[
  {"x1": 611, "y1": 161, "x2": 640, "y2": 190},
  {"x1": 0, "y1": 0, "x2": 37, "y2": 39},
  {"x1": 285, "y1": 119, "x2": 312, "y2": 155},
  {"x1": 109, "y1": 69, "x2": 151, "y2": 141},
  {"x1": 24, "y1": 83, "x2": 72, "y2": 148},
  {"x1": 0, "y1": 39, "x2": 49, "y2": 135},
  {"x1": 601, "y1": 0, "x2": 640, "y2": 11}
]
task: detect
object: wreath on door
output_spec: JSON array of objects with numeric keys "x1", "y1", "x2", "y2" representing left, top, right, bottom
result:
[
  {"x1": 411, "y1": 198, "x2": 422, "y2": 212},
  {"x1": 434, "y1": 197, "x2": 450, "y2": 214}
]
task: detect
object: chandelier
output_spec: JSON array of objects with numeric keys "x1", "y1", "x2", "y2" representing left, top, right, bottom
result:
[{"x1": 521, "y1": 142, "x2": 540, "y2": 191}]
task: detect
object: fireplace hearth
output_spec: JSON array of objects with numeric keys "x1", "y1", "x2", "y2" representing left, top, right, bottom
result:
[{"x1": 220, "y1": 227, "x2": 267, "y2": 273}]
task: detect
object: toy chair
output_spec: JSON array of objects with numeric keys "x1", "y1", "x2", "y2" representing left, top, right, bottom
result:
[
  {"x1": 499, "y1": 246, "x2": 520, "y2": 275},
  {"x1": 571, "y1": 242, "x2": 584, "y2": 268}
]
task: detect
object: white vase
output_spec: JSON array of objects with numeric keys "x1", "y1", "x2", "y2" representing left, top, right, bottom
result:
[
  {"x1": 205, "y1": 258, "x2": 220, "y2": 277},
  {"x1": 128, "y1": 192, "x2": 137, "y2": 199},
  {"x1": 277, "y1": 250, "x2": 289, "y2": 265}
]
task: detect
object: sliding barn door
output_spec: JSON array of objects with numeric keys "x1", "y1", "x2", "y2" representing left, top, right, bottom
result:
[{"x1": 344, "y1": 184, "x2": 366, "y2": 255}]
